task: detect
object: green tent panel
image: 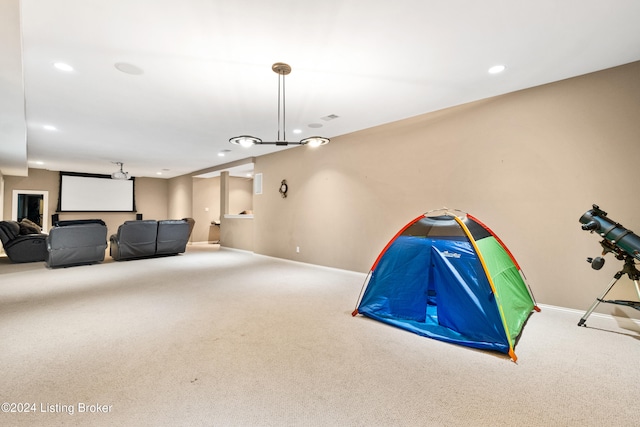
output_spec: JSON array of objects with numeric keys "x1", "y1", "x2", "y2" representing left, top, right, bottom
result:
[{"x1": 475, "y1": 237, "x2": 534, "y2": 345}]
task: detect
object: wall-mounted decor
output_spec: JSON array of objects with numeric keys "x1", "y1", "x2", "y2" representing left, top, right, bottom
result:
[{"x1": 279, "y1": 180, "x2": 288, "y2": 198}]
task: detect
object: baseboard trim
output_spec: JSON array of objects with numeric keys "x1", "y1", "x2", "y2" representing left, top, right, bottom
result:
[
  {"x1": 218, "y1": 246, "x2": 254, "y2": 255},
  {"x1": 538, "y1": 303, "x2": 640, "y2": 327},
  {"x1": 251, "y1": 253, "x2": 369, "y2": 278},
  {"x1": 181, "y1": 246, "x2": 640, "y2": 325}
]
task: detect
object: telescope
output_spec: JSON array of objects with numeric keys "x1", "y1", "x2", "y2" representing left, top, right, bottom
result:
[
  {"x1": 579, "y1": 204, "x2": 640, "y2": 265},
  {"x1": 578, "y1": 204, "x2": 640, "y2": 326}
]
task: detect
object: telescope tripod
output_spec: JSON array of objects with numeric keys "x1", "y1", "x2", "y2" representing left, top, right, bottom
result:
[{"x1": 578, "y1": 256, "x2": 640, "y2": 326}]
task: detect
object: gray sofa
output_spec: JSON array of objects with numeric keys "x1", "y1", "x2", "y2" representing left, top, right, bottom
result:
[
  {"x1": 46, "y1": 219, "x2": 108, "y2": 268},
  {"x1": 0, "y1": 220, "x2": 48, "y2": 263},
  {"x1": 110, "y1": 219, "x2": 191, "y2": 261}
]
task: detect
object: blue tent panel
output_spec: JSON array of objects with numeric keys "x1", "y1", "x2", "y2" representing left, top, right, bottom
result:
[{"x1": 358, "y1": 235, "x2": 510, "y2": 353}]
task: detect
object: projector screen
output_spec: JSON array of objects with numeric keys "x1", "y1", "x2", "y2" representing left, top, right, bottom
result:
[{"x1": 58, "y1": 172, "x2": 136, "y2": 212}]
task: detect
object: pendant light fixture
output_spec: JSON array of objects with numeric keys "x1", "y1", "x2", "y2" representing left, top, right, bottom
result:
[{"x1": 229, "y1": 63, "x2": 330, "y2": 148}]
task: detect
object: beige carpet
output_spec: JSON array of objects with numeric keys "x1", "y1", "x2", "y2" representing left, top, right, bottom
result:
[{"x1": 0, "y1": 245, "x2": 638, "y2": 426}]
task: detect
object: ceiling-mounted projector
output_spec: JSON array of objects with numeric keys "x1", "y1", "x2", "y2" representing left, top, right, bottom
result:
[{"x1": 111, "y1": 162, "x2": 130, "y2": 180}]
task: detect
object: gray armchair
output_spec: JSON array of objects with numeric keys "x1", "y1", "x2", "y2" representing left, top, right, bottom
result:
[
  {"x1": 156, "y1": 220, "x2": 190, "y2": 255},
  {"x1": 181, "y1": 217, "x2": 195, "y2": 240},
  {"x1": 110, "y1": 220, "x2": 158, "y2": 261},
  {"x1": 46, "y1": 219, "x2": 108, "y2": 268},
  {"x1": 0, "y1": 220, "x2": 48, "y2": 263}
]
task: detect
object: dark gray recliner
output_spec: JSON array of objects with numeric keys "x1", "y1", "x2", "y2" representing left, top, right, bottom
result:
[
  {"x1": 46, "y1": 220, "x2": 108, "y2": 268},
  {"x1": 181, "y1": 217, "x2": 195, "y2": 241},
  {"x1": 156, "y1": 220, "x2": 190, "y2": 256},
  {"x1": 0, "y1": 220, "x2": 48, "y2": 263},
  {"x1": 110, "y1": 220, "x2": 158, "y2": 261}
]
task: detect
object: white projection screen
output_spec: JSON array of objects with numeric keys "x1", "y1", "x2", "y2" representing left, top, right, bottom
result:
[{"x1": 58, "y1": 172, "x2": 136, "y2": 212}]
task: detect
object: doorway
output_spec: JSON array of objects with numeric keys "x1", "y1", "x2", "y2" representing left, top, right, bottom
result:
[{"x1": 12, "y1": 190, "x2": 49, "y2": 231}]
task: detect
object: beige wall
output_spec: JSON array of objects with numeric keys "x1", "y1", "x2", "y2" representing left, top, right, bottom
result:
[
  {"x1": 220, "y1": 217, "x2": 254, "y2": 251},
  {"x1": 192, "y1": 177, "x2": 220, "y2": 243},
  {"x1": 190, "y1": 175, "x2": 253, "y2": 243},
  {"x1": 0, "y1": 172, "x2": 4, "y2": 223},
  {"x1": 167, "y1": 174, "x2": 192, "y2": 221},
  {"x1": 2, "y1": 169, "x2": 169, "y2": 238},
  {"x1": 133, "y1": 177, "x2": 169, "y2": 222},
  {"x1": 229, "y1": 177, "x2": 253, "y2": 214},
  {"x1": 220, "y1": 176, "x2": 255, "y2": 249},
  {"x1": 253, "y1": 61, "x2": 640, "y2": 318}
]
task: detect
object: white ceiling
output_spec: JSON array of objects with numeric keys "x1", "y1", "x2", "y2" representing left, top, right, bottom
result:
[{"x1": 2, "y1": 0, "x2": 640, "y2": 179}]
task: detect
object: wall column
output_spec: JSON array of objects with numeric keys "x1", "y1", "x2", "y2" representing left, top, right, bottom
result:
[{"x1": 220, "y1": 171, "x2": 229, "y2": 216}]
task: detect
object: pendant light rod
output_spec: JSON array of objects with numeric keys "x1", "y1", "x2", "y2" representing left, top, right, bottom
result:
[
  {"x1": 278, "y1": 68, "x2": 283, "y2": 141},
  {"x1": 273, "y1": 62, "x2": 291, "y2": 142}
]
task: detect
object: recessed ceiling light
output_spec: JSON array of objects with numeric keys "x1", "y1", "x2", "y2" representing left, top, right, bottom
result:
[
  {"x1": 43, "y1": 125, "x2": 57, "y2": 131},
  {"x1": 53, "y1": 62, "x2": 74, "y2": 72},
  {"x1": 488, "y1": 64, "x2": 506, "y2": 74},
  {"x1": 30, "y1": 160, "x2": 44, "y2": 165},
  {"x1": 218, "y1": 152, "x2": 226, "y2": 157},
  {"x1": 308, "y1": 123, "x2": 323, "y2": 129},
  {"x1": 293, "y1": 129, "x2": 302, "y2": 134},
  {"x1": 156, "y1": 172, "x2": 163, "y2": 175},
  {"x1": 114, "y1": 62, "x2": 144, "y2": 75}
]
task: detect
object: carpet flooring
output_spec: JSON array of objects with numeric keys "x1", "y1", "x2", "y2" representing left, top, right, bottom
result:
[{"x1": 1, "y1": 245, "x2": 638, "y2": 426}]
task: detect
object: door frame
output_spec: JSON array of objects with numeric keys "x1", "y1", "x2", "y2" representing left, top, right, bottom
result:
[{"x1": 12, "y1": 190, "x2": 49, "y2": 231}]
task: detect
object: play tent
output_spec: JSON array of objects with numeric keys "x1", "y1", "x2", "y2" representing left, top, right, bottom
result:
[{"x1": 353, "y1": 210, "x2": 538, "y2": 361}]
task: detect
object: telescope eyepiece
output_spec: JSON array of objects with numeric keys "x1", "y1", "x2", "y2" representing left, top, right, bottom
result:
[
  {"x1": 581, "y1": 221, "x2": 599, "y2": 231},
  {"x1": 587, "y1": 256, "x2": 605, "y2": 270}
]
